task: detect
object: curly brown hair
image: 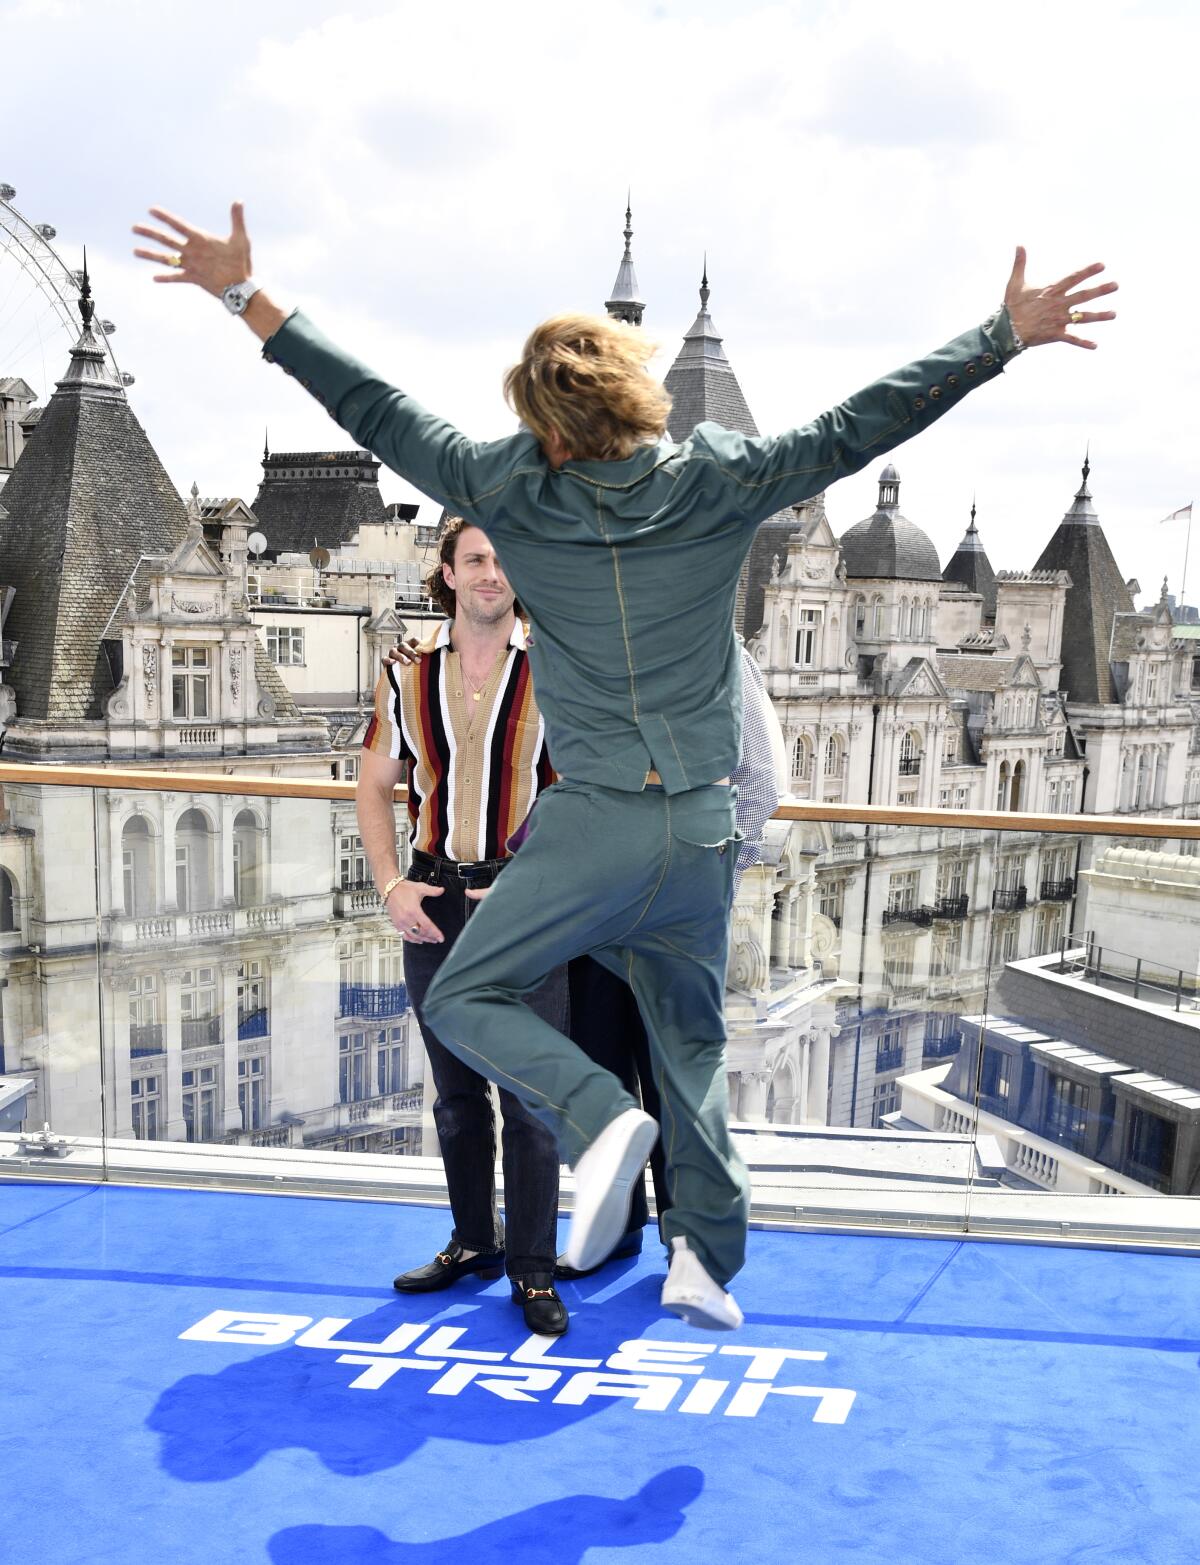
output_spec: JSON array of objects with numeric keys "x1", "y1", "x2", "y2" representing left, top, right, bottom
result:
[
  {"x1": 426, "y1": 517, "x2": 521, "y2": 619},
  {"x1": 503, "y1": 313, "x2": 671, "y2": 461}
]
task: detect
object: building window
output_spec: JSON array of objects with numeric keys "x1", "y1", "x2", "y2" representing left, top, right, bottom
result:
[
  {"x1": 171, "y1": 646, "x2": 212, "y2": 719},
  {"x1": 1124, "y1": 1107, "x2": 1176, "y2": 1190},
  {"x1": 795, "y1": 610, "x2": 820, "y2": 668},
  {"x1": 937, "y1": 860, "x2": 967, "y2": 900},
  {"x1": 129, "y1": 974, "x2": 163, "y2": 1057},
  {"x1": 267, "y1": 626, "x2": 305, "y2": 666},
  {"x1": 121, "y1": 816, "x2": 154, "y2": 917},
  {"x1": 130, "y1": 1075, "x2": 161, "y2": 1140},
  {"x1": 180, "y1": 966, "x2": 219, "y2": 1048},
  {"x1": 953, "y1": 786, "x2": 969, "y2": 810},
  {"x1": 1045, "y1": 1074, "x2": 1088, "y2": 1150},
  {"x1": 1047, "y1": 777, "x2": 1060, "y2": 813},
  {"x1": 378, "y1": 1025, "x2": 407, "y2": 1095},
  {"x1": 854, "y1": 597, "x2": 867, "y2": 636},
  {"x1": 871, "y1": 596, "x2": 884, "y2": 637},
  {"x1": 1009, "y1": 759, "x2": 1026, "y2": 811},
  {"x1": 887, "y1": 870, "x2": 919, "y2": 913},
  {"x1": 996, "y1": 760, "x2": 1010, "y2": 810},
  {"x1": 875, "y1": 1027, "x2": 904, "y2": 1072},
  {"x1": 791, "y1": 735, "x2": 813, "y2": 787},
  {"x1": 238, "y1": 1056, "x2": 267, "y2": 1131},
  {"x1": 899, "y1": 597, "x2": 910, "y2": 638},
  {"x1": 871, "y1": 1079, "x2": 900, "y2": 1128},
  {"x1": 898, "y1": 732, "x2": 921, "y2": 776},
  {"x1": 340, "y1": 1031, "x2": 370, "y2": 1103},
  {"x1": 174, "y1": 808, "x2": 214, "y2": 912},
  {"x1": 818, "y1": 880, "x2": 845, "y2": 926},
  {"x1": 0, "y1": 868, "x2": 12, "y2": 934},
  {"x1": 979, "y1": 1045, "x2": 1010, "y2": 1104},
  {"x1": 182, "y1": 1064, "x2": 219, "y2": 1142},
  {"x1": 232, "y1": 809, "x2": 262, "y2": 907},
  {"x1": 823, "y1": 734, "x2": 843, "y2": 777},
  {"x1": 943, "y1": 731, "x2": 959, "y2": 766},
  {"x1": 992, "y1": 919, "x2": 1020, "y2": 964},
  {"x1": 882, "y1": 939, "x2": 915, "y2": 990},
  {"x1": 930, "y1": 924, "x2": 963, "y2": 979},
  {"x1": 1060, "y1": 778, "x2": 1075, "y2": 814},
  {"x1": 339, "y1": 833, "x2": 369, "y2": 890},
  {"x1": 1145, "y1": 663, "x2": 1160, "y2": 704},
  {"x1": 237, "y1": 959, "x2": 268, "y2": 1038},
  {"x1": 341, "y1": 757, "x2": 359, "y2": 782}
]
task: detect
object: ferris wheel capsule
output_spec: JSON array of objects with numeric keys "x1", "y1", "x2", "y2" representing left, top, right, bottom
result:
[
  {"x1": 0, "y1": 185, "x2": 15, "y2": 201},
  {"x1": 35, "y1": 223, "x2": 56, "y2": 239}
]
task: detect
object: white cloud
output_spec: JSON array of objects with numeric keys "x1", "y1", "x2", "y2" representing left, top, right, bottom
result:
[{"x1": 3, "y1": 0, "x2": 1197, "y2": 604}]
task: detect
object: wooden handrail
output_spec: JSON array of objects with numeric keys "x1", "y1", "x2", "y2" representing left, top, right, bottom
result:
[{"x1": 0, "y1": 760, "x2": 1197, "y2": 839}]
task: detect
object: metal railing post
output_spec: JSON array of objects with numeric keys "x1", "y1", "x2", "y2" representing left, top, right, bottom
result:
[{"x1": 1133, "y1": 957, "x2": 1142, "y2": 999}]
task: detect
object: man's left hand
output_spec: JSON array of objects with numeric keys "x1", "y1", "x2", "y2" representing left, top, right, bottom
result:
[{"x1": 1004, "y1": 247, "x2": 1117, "y2": 351}]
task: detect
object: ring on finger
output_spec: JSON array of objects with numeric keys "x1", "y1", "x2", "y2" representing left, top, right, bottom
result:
[
  {"x1": 1068, "y1": 310, "x2": 1083, "y2": 325},
  {"x1": 166, "y1": 253, "x2": 183, "y2": 268}
]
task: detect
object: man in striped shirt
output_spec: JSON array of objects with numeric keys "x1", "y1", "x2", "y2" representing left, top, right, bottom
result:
[{"x1": 357, "y1": 518, "x2": 568, "y2": 1337}]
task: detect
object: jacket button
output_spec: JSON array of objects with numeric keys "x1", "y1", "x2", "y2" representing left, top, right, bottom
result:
[
  {"x1": 929, "y1": 386, "x2": 943, "y2": 400},
  {"x1": 913, "y1": 396, "x2": 925, "y2": 410},
  {"x1": 946, "y1": 373, "x2": 959, "y2": 388},
  {"x1": 982, "y1": 352, "x2": 995, "y2": 366},
  {"x1": 965, "y1": 362, "x2": 977, "y2": 375}
]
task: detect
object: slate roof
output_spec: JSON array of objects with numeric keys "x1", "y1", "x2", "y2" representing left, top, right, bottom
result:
[
  {"x1": 837, "y1": 466, "x2": 942, "y2": 583},
  {"x1": 937, "y1": 655, "x2": 1016, "y2": 692},
  {"x1": 0, "y1": 320, "x2": 187, "y2": 722},
  {"x1": 1033, "y1": 460, "x2": 1133, "y2": 704},
  {"x1": 661, "y1": 268, "x2": 804, "y2": 635},
  {"x1": 942, "y1": 506, "x2": 997, "y2": 616},
  {"x1": 251, "y1": 449, "x2": 387, "y2": 555}
]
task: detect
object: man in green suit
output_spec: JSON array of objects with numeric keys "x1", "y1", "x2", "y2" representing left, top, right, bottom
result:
[{"x1": 134, "y1": 201, "x2": 1115, "y2": 1328}]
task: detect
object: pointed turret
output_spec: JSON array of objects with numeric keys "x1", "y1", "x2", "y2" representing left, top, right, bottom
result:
[
  {"x1": 662, "y1": 261, "x2": 758, "y2": 440},
  {"x1": 942, "y1": 497, "x2": 998, "y2": 617},
  {"x1": 605, "y1": 195, "x2": 644, "y2": 326},
  {"x1": 0, "y1": 255, "x2": 188, "y2": 728},
  {"x1": 1033, "y1": 455, "x2": 1133, "y2": 703}
]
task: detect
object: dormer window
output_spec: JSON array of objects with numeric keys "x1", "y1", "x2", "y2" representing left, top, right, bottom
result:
[
  {"x1": 1146, "y1": 664, "x2": 1160, "y2": 704},
  {"x1": 795, "y1": 609, "x2": 821, "y2": 668},
  {"x1": 171, "y1": 647, "x2": 211, "y2": 719}
]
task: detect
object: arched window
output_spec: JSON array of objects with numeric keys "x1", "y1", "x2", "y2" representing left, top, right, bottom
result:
[
  {"x1": 791, "y1": 734, "x2": 813, "y2": 785},
  {"x1": 1134, "y1": 751, "x2": 1152, "y2": 810},
  {"x1": 824, "y1": 734, "x2": 843, "y2": 777},
  {"x1": 1010, "y1": 759, "x2": 1026, "y2": 811},
  {"x1": 899, "y1": 597, "x2": 910, "y2": 638},
  {"x1": 0, "y1": 868, "x2": 14, "y2": 934},
  {"x1": 996, "y1": 761, "x2": 1010, "y2": 810},
  {"x1": 233, "y1": 809, "x2": 263, "y2": 908},
  {"x1": 854, "y1": 596, "x2": 867, "y2": 637},
  {"x1": 175, "y1": 808, "x2": 215, "y2": 912},
  {"x1": 871, "y1": 595, "x2": 884, "y2": 637},
  {"x1": 898, "y1": 731, "x2": 922, "y2": 776},
  {"x1": 121, "y1": 816, "x2": 154, "y2": 918}
]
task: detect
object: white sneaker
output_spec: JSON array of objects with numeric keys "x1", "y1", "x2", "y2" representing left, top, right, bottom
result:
[
  {"x1": 660, "y1": 1236, "x2": 743, "y2": 1331},
  {"x1": 564, "y1": 1108, "x2": 658, "y2": 1273}
]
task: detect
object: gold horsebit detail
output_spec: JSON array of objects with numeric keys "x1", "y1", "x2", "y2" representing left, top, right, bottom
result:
[{"x1": 524, "y1": 1286, "x2": 556, "y2": 1299}]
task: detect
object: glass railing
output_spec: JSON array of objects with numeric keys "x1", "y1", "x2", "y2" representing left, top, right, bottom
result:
[{"x1": 1, "y1": 764, "x2": 1197, "y2": 1246}]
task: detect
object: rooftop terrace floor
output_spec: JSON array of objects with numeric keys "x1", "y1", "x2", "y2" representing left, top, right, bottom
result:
[{"x1": 3, "y1": 1181, "x2": 1198, "y2": 1564}]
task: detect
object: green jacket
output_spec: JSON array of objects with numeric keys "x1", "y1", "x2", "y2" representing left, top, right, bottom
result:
[{"x1": 264, "y1": 308, "x2": 1020, "y2": 793}]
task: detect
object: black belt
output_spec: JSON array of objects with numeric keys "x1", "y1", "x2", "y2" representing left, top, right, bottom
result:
[{"x1": 411, "y1": 849, "x2": 509, "y2": 886}]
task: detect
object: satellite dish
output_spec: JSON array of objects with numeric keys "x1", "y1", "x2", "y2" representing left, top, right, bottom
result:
[
  {"x1": 309, "y1": 546, "x2": 331, "y2": 569},
  {"x1": 247, "y1": 531, "x2": 267, "y2": 557}
]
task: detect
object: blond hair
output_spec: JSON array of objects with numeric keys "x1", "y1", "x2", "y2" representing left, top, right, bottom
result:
[{"x1": 503, "y1": 313, "x2": 672, "y2": 462}]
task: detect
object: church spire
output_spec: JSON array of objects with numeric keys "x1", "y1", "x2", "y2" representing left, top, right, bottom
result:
[
  {"x1": 605, "y1": 193, "x2": 644, "y2": 325},
  {"x1": 56, "y1": 247, "x2": 124, "y2": 403}
]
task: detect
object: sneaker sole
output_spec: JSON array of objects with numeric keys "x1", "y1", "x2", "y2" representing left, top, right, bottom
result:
[
  {"x1": 565, "y1": 1116, "x2": 658, "y2": 1272},
  {"x1": 661, "y1": 1292, "x2": 744, "y2": 1332}
]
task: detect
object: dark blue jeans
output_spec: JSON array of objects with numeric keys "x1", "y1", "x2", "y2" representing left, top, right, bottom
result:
[{"x1": 403, "y1": 867, "x2": 565, "y2": 1278}]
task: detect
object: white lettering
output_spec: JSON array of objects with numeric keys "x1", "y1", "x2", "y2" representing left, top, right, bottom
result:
[
  {"x1": 179, "y1": 1310, "x2": 312, "y2": 1345},
  {"x1": 429, "y1": 1364, "x2": 561, "y2": 1402},
  {"x1": 718, "y1": 1345, "x2": 828, "y2": 1379},
  {"x1": 725, "y1": 1382, "x2": 856, "y2": 1423},
  {"x1": 295, "y1": 1318, "x2": 430, "y2": 1354},
  {"x1": 554, "y1": 1373, "x2": 682, "y2": 1412},
  {"x1": 336, "y1": 1354, "x2": 445, "y2": 1390},
  {"x1": 678, "y1": 1378, "x2": 729, "y2": 1415},
  {"x1": 607, "y1": 1339, "x2": 716, "y2": 1377},
  {"x1": 414, "y1": 1325, "x2": 506, "y2": 1362}
]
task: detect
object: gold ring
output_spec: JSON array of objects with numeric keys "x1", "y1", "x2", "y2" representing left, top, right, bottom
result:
[
  {"x1": 167, "y1": 253, "x2": 183, "y2": 269},
  {"x1": 1068, "y1": 310, "x2": 1083, "y2": 325}
]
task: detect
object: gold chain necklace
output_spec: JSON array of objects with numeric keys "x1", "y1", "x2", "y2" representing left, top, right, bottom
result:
[{"x1": 456, "y1": 650, "x2": 502, "y2": 703}]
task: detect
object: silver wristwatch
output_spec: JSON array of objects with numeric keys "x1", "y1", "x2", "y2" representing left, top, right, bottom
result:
[{"x1": 222, "y1": 279, "x2": 261, "y2": 316}]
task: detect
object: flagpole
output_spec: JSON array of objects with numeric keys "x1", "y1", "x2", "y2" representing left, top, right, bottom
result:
[{"x1": 1183, "y1": 506, "x2": 1193, "y2": 615}]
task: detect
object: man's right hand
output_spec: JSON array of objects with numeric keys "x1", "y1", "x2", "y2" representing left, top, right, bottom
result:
[{"x1": 385, "y1": 878, "x2": 445, "y2": 943}]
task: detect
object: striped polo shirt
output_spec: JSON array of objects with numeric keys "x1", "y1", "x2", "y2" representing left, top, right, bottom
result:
[{"x1": 363, "y1": 618, "x2": 553, "y2": 862}]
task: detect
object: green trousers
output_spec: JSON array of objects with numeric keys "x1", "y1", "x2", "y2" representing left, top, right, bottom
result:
[{"x1": 423, "y1": 779, "x2": 751, "y2": 1288}]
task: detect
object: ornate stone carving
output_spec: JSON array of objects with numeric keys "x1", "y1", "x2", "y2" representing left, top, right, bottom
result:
[
  {"x1": 729, "y1": 936, "x2": 769, "y2": 993},
  {"x1": 142, "y1": 645, "x2": 157, "y2": 707},
  {"x1": 228, "y1": 646, "x2": 242, "y2": 702},
  {"x1": 172, "y1": 594, "x2": 217, "y2": 615},
  {"x1": 257, "y1": 693, "x2": 276, "y2": 718}
]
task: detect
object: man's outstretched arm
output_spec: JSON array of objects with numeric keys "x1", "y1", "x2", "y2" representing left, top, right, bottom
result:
[
  {"x1": 701, "y1": 247, "x2": 1118, "y2": 529},
  {"x1": 132, "y1": 203, "x2": 517, "y2": 521}
]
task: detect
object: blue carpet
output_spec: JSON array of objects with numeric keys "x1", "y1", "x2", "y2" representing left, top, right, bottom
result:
[{"x1": 2, "y1": 1180, "x2": 1198, "y2": 1564}]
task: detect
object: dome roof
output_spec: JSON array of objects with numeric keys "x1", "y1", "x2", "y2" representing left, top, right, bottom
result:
[{"x1": 838, "y1": 466, "x2": 942, "y2": 582}]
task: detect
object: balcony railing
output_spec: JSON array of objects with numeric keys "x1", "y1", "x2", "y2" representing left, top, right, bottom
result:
[
  {"x1": 932, "y1": 893, "x2": 969, "y2": 920},
  {"x1": 338, "y1": 982, "x2": 409, "y2": 1019},
  {"x1": 129, "y1": 1022, "x2": 164, "y2": 1057},
  {"x1": 181, "y1": 1015, "x2": 221, "y2": 1049},
  {"x1": 898, "y1": 756, "x2": 922, "y2": 776},
  {"x1": 1039, "y1": 878, "x2": 1075, "y2": 901},
  {"x1": 923, "y1": 1028, "x2": 962, "y2": 1058},
  {"x1": 882, "y1": 904, "x2": 932, "y2": 928},
  {"x1": 237, "y1": 1007, "x2": 269, "y2": 1041},
  {"x1": 875, "y1": 1045, "x2": 905, "y2": 1072},
  {"x1": 992, "y1": 886, "x2": 1028, "y2": 911},
  {"x1": 334, "y1": 886, "x2": 383, "y2": 917}
]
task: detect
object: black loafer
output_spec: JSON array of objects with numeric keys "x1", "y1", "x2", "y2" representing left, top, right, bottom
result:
[
  {"x1": 554, "y1": 1229, "x2": 643, "y2": 1281},
  {"x1": 510, "y1": 1272, "x2": 569, "y2": 1336},
  {"x1": 393, "y1": 1238, "x2": 505, "y2": 1293}
]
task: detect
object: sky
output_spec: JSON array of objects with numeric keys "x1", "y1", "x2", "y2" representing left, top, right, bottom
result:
[{"x1": 3, "y1": 0, "x2": 1197, "y2": 607}]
